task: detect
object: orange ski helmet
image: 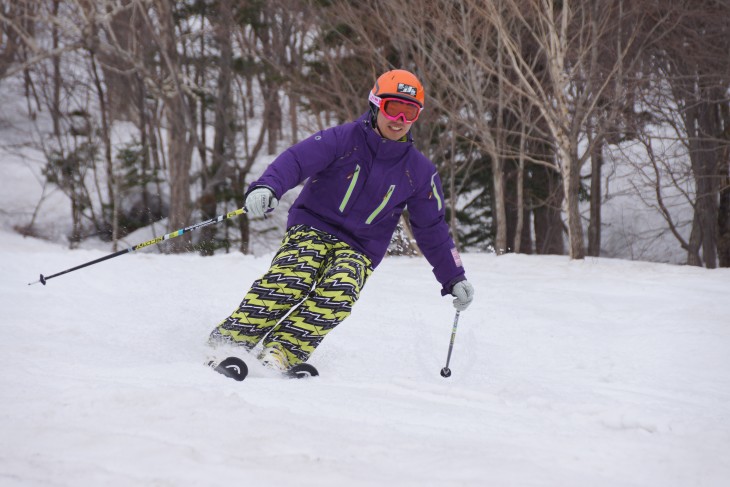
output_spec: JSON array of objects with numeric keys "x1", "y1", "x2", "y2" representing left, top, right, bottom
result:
[{"x1": 369, "y1": 69, "x2": 425, "y2": 108}]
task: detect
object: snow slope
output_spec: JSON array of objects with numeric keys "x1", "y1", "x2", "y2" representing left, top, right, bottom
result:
[{"x1": 1, "y1": 229, "x2": 729, "y2": 486}]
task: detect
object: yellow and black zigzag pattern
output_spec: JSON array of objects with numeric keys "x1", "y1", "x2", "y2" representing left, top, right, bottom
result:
[{"x1": 212, "y1": 225, "x2": 372, "y2": 365}]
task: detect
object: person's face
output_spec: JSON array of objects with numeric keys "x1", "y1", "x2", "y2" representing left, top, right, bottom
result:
[{"x1": 376, "y1": 109, "x2": 414, "y2": 141}]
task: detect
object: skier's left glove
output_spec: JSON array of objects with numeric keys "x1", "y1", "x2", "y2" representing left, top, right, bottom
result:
[
  {"x1": 451, "y1": 280, "x2": 474, "y2": 312},
  {"x1": 245, "y1": 187, "x2": 278, "y2": 218}
]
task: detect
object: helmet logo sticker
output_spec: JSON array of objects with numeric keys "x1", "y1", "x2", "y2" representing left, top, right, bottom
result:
[{"x1": 397, "y1": 83, "x2": 417, "y2": 97}]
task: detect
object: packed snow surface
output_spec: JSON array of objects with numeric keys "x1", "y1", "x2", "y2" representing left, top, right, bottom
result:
[{"x1": 1, "y1": 230, "x2": 729, "y2": 486}]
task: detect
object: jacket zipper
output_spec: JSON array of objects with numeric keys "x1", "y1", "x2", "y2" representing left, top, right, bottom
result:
[
  {"x1": 366, "y1": 185, "x2": 396, "y2": 224},
  {"x1": 339, "y1": 164, "x2": 361, "y2": 212}
]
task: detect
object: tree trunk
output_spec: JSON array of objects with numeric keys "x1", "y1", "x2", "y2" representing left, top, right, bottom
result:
[
  {"x1": 157, "y1": 0, "x2": 193, "y2": 252},
  {"x1": 718, "y1": 171, "x2": 730, "y2": 267},
  {"x1": 559, "y1": 143, "x2": 586, "y2": 259},
  {"x1": 167, "y1": 95, "x2": 194, "y2": 252},
  {"x1": 686, "y1": 98, "x2": 721, "y2": 268},
  {"x1": 532, "y1": 163, "x2": 565, "y2": 255},
  {"x1": 687, "y1": 213, "x2": 703, "y2": 266},
  {"x1": 266, "y1": 89, "x2": 282, "y2": 155},
  {"x1": 448, "y1": 128, "x2": 460, "y2": 249},
  {"x1": 718, "y1": 103, "x2": 730, "y2": 267},
  {"x1": 199, "y1": 0, "x2": 234, "y2": 256},
  {"x1": 493, "y1": 35, "x2": 508, "y2": 255},
  {"x1": 514, "y1": 125, "x2": 527, "y2": 253},
  {"x1": 88, "y1": 50, "x2": 116, "y2": 247},
  {"x1": 588, "y1": 135, "x2": 604, "y2": 257},
  {"x1": 492, "y1": 156, "x2": 508, "y2": 254},
  {"x1": 51, "y1": 0, "x2": 61, "y2": 137},
  {"x1": 289, "y1": 92, "x2": 299, "y2": 144},
  {"x1": 699, "y1": 99, "x2": 721, "y2": 268},
  {"x1": 718, "y1": 166, "x2": 730, "y2": 267}
]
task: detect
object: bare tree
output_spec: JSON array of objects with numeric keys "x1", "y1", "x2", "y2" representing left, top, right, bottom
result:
[
  {"x1": 312, "y1": 0, "x2": 666, "y2": 260},
  {"x1": 5, "y1": 0, "x2": 728, "y2": 269},
  {"x1": 476, "y1": 0, "x2": 671, "y2": 259},
  {"x1": 650, "y1": 2, "x2": 730, "y2": 268},
  {"x1": 197, "y1": 0, "x2": 234, "y2": 256}
]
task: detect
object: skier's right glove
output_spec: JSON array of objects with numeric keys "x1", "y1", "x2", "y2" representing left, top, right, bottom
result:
[
  {"x1": 451, "y1": 280, "x2": 474, "y2": 312},
  {"x1": 245, "y1": 187, "x2": 278, "y2": 218}
]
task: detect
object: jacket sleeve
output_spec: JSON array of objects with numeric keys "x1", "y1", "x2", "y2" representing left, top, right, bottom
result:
[
  {"x1": 249, "y1": 126, "x2": 342, "y2": 198},
  {"x1": 407, "y1": 168, "x2": 466, "y2": 295}
]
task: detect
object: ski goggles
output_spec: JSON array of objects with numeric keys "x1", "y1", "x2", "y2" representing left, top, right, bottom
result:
[{"x1": 369, "y1": 92, "x2": 422, "y2": 123}]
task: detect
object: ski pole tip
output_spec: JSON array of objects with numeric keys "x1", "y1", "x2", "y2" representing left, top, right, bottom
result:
[{"x1": 27, "y1": 274, "x2": 47, "y2": 286}]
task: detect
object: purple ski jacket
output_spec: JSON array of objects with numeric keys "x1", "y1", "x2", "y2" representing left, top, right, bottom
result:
[{"x1": 249, "y1": 113, "x2": 466, "y2": 295}]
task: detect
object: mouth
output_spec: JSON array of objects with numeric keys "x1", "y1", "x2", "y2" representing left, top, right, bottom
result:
[{"x1": 387, "y1": 123, "x2": 405, "y2": 132}]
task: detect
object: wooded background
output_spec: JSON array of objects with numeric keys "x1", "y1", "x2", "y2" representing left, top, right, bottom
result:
[{"x1": 2, "y1": 0, "x2": 729, "y2": 267}]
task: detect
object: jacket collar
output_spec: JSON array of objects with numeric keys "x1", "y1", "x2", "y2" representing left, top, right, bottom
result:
[{"x1": 357, "y1": 112, "x2": 413, "y2": 160}]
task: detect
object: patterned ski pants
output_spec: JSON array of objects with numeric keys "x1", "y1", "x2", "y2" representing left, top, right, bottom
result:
[{"x1": 210, "y1": 225, "x2": 373, "y2": 365}]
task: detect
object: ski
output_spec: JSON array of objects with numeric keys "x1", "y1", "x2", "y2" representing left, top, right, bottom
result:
[
  {"x1": 287, "y1": 363, "x2": 319, "y2": 379},
  {"x1": 209, "y1": 356, "x2": 248, "y2": 381},
  {"x1": 207, "y1": 356, "x2": 319, "y2": 381}
]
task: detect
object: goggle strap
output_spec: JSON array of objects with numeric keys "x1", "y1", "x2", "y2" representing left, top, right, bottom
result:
[{"x1": 368, "y1": 92, "x2": 382, "y2": 107}]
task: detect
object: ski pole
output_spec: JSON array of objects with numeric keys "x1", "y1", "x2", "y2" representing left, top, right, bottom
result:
[
  {"x1": 440, "y1": 310, "x2": 460, "y2": 378},
  {"x1": 28, "y1": 207, "x2": 247, "y2": 286}
]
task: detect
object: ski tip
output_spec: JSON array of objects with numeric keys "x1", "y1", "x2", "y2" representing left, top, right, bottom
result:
[
  {"x1": 211, "y1": 356, "x2": 249, "y2": 381},
  {"x1": 208, "y1": 356, "x2": 318, "y2": 381},
  {"x1": 287, "y1": 363, "x2": 319, "y2": 379}
]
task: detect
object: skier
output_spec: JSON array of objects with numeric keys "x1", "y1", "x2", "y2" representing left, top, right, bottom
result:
[{"x1": 209, "y1": 69, "x2": 474, "y2": 371}]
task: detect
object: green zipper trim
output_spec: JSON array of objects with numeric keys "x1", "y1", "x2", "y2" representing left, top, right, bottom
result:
[
  {"x1": 366, "y1": 185, "x2": 396, "y2": 224},
  {"x1": 339, "y1": 164, "x2": 361, "y2": 212},
  {"x1": 430, "y1": 173, "x2": 443, "y2": 211}
]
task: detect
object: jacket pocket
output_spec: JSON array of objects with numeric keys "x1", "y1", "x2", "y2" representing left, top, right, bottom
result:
[
  {"x1": 339, "y1": 164, "x2": 361, "y2": 212},
  {"x1": 366, "y1": 185, "x2": 396, "y2": 224},
  {"x1": 430, "y1": 173, "x2": 443, "y2": 211}
]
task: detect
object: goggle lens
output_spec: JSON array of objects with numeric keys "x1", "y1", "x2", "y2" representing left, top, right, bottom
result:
[{"x1": 381, "y1": 98, "x2": 421, "y2": 123}]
